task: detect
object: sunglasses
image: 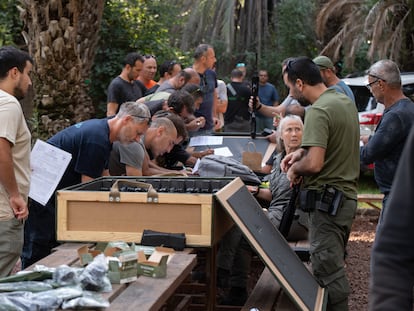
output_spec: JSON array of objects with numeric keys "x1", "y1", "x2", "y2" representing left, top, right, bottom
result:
[
  {"x1": 133, "y1": 115, "x2": 152, "y2": 126},
  {"x1": 167, "y1": 60, "x2": 177, "y2": 73},
  {"x1": 144, "y1": 54, "x2": 156, "y2": 60},
  {"x1": 283, "y1": 59, "x2": 297, "y2": 75}
]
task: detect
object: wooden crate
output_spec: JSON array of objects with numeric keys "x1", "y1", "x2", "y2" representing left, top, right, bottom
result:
[{"x1": 56, "y1": 177, "x2": 234, "y2": 247}]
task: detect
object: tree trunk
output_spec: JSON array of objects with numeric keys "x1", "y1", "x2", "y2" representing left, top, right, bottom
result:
[{"x1": 20, "y1": 0, "x2": 104, "y2": 138}]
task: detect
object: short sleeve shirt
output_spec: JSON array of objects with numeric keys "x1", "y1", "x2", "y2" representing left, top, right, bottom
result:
[
  {"x1": 107, "y1": 77, "x2": 143, "y2": 113},
  {"x1": 48, "y1": 119, "x2": 111, "y2": 190},
  {"x1": 109, "y1": 141, "x2": 145, "y2": 176},
  {"x1": 0, "y1": 90, "x2": 31, "y2": 219},
  {"x1": 302, "y1": 89, "x2": 359, "y2": 199}
]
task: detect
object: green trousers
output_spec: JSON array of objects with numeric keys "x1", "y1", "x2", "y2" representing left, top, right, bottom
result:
[
  {"x1": 309, "y1": 198, "x2": 357, "y2": 311},
  {"x1": 0, "y1": 218, "x2": 23, "y2": 277}
]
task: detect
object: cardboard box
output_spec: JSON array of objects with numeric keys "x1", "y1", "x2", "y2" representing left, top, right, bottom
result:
[
  {"x1": 77, "y1": 243, "x2": 138, "y2": 284},
  {"x1": 56, "y1": 177, "x2": 234, "y2": 247},
  {"x1": 136, "y1": 247, "x2": 174, "y2": 278},
  {"x1": 106, "y1": 248, "x2": 138, "y2": 284},
  {"x1": 77, "y1": 245, "x2": 101, "y2": 266}
]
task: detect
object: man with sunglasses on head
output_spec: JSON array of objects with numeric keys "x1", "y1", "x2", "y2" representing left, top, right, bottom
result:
[
  {"x1": 107, "y1": 52, "x2": 145, "y2": 117},
  {"x1": 360, "y1": 59, "x2": 414, "y2": 229},
  {"x1": 280, "y1": 57, "x2": 359, "y2": 311},
  {"x1": 22, "y1": 102, "x2": 151, "y2": 268}
]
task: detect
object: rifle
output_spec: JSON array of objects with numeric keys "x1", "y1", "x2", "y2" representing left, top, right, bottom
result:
[
  {"x1": 250, "y1": 53, "x2": 259, "y2": 139},
  {"x1": 278, "y1": 183, "x2": 300, "y2": 238}
]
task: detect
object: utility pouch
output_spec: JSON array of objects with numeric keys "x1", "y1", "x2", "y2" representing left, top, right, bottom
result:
[
  {"x1": 299, "y1": 189, "x2": 316, "y2": 212},
  {"x1": 317, "y1": 186, "x2": 344, "y2": 216}
]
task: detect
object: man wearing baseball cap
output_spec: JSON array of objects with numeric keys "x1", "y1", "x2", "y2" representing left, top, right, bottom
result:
[{"x1": 313, "y1": 55, "x2": 355, "y2": 102}]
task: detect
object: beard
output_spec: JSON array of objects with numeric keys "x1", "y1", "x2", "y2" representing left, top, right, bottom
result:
[
  {"x1": 13, "y1": 85, "x2": 25, "y2": 101},
  {"x1": 296, "y1": 95, "x2": 312, "y2": 107}
]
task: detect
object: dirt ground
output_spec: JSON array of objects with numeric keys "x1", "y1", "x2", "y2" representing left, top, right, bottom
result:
[{"x1": 346, "y1": 209, "x2": 379, "y2": 310}]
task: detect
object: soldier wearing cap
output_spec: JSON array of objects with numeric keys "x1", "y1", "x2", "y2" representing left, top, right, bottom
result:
[{"x1": 313, "y1": 55, "x2": 355, "y2": 102}]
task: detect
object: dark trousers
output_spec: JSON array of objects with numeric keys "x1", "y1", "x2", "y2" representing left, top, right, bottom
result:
[{"x1": 21, "y1": 199, "x2": 59, "y2": 269}]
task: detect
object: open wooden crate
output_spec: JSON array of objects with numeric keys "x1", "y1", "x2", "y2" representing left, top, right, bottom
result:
[{"x1": 56, "y1": 177, "x2": 234, "y2": 247}]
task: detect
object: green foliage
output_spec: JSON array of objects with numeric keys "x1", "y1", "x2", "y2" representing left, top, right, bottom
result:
[
  {"x1": 0, "y1": 0, "x2": 23, "y2": 46},
  {"x1": 259, "y1": 0, "x2": 319, "y2": 97},
  {"x1": 89, "y1": 0, "x2": 189, "y2": 116},
  {"x1": 276, "y1": 0, "x2": 319, "y2": 61}
]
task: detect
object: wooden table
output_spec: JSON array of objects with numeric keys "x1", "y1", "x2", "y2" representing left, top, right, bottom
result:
[{"x1": 24, "y1": 243, "x2": 197, "y2": 311}]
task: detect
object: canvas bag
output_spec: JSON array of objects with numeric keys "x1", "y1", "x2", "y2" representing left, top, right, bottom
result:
[
  {"x1": 242, "y1": 142, "x2": 263, "y2": 172},
  {"x1": 197, "y1": 154, "x2": 261, "y2": 185}
]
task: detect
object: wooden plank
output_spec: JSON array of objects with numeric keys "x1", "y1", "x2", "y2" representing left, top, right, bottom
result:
[
  {"x1": 241, "y1": 267, "x2": 282, "y2": 311},
  {"x1": 357, "y1": 194, "x2": 383, "y2": 210},
  {"x1": 107, "y1": 253, "x2": 197, "y2": 311},
  {"x1": 24, "y1": 243, "x2": 91, "y2": 271}
]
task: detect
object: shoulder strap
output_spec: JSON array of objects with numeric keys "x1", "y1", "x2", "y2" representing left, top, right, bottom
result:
[{"x1": 226, "y1": 83, "x2": 237, "y2": 97}]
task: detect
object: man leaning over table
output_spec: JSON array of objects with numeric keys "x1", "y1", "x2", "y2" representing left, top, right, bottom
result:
[{"x1": 21, "y1": 102, "x2": 151, "y2": 269}]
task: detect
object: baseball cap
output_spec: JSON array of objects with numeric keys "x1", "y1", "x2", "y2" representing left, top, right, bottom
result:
[{"x1": 313, "y1": 56, "x2": 334, "y2": 70}]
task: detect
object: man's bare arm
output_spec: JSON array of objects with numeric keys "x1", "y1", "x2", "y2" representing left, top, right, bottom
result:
[
  {"x1": 0, "y1": 138, "x2": 28, "y2": 219},
  {"x1": 107, "y1": 102, "x2": 119, "y2": 117}
]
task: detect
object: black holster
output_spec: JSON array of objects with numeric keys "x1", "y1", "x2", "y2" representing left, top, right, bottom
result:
[{"x1": 299, "y1": 186, "x2": 344, "y2": 216}]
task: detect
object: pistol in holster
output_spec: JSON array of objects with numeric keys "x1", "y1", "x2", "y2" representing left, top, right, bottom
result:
[{"x1": 299, "y1": 185, "x2": 344, "y2": 216}]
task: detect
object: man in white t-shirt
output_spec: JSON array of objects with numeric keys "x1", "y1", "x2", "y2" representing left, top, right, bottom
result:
[{"x1": 0, "y1": 46, "x2": 33, "y2": 276}]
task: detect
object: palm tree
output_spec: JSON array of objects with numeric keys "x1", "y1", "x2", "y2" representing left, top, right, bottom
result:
[
  {"x1": 172, "y1": 0, "x2": 276, "y2": 69},
  {"x1": 316, "y1": 0, "x2": 414, "y2": 71},
  {"x1": 20, "y1": 0, "x2": 104, "y2": 138}
]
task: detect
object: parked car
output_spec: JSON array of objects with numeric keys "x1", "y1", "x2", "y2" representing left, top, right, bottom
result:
[{"x1": 342, "y1": 72, "x2": 414, "y2": 136}]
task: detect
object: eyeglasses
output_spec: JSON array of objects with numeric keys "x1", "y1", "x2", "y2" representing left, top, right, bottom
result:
[
  {"x1": 366, "y1": 79, "x2": 380, "y2": 91},
  {"x1": 133, "y1": 115, "x2": 152, "y2": 126},
  {"x1": 366, "y1": 74, "x2": 386, "y2": 91}
]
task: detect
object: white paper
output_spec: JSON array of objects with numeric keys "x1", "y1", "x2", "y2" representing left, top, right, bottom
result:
[
  {"x1": 29, "y1": 140, "x2": 72, "y2": 205},
  {"x1": 189, "y1": 135, "x2": 223, "y2": 147},
  {"x1": 213, "y1": 147, "x2": 233, "y2": 157},
  {"x1": 192, "y1": 158, "x2": 201, "y2": 174}
]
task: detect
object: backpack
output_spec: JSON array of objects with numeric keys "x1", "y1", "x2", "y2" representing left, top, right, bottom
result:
[{"x1": 197, "y1": 155, "x2": 261, "y2": 185}]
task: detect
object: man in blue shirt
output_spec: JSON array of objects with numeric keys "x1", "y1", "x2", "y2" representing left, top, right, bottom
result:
[
  {"x1": 256, "y1": 70, "x2": 279, "y2": 132},
  {"x1": 192, "y1": 44, "x2": 217, "y2": 134},
  {"x1": 22, "y1": 102, "x2": 151, "y2": 268},
  {"x1": 360, "y1": 59, "x2": 414, "y2": 229}
]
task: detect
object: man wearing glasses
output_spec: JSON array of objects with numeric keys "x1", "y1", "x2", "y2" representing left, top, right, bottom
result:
[
  {"x1": 281, "y1": 57, "x2": 359, "y2": 311},
  {"x1": 360, "y1": 59, "x2": 414, "y2": 228},
  {"x1": 22, "y1": 102, "x2": 151, "y2": 268}
]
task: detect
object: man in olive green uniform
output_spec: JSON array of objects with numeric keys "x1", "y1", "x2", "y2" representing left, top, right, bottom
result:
[{"x1": 280, "y1": 57, "x2": 359, "y2": 310}]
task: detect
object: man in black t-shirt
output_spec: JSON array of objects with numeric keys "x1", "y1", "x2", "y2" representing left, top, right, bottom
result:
[
  {"x1": 107, "y1": 52, "x2": 145, "y2": 116},
  {"x1": 224, "y1": 69, "x2": 252, "y2": 132}
]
